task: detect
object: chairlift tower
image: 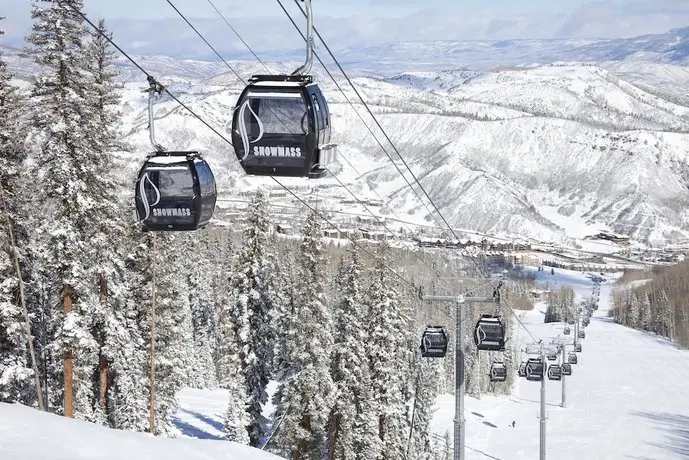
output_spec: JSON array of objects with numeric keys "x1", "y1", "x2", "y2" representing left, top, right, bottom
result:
[
  {"x1": 525, "y1": 342, "x2": 549, "y2": 460},
  {"x1": 419, "y1": 287, "x2": 498, "y2": 460}
]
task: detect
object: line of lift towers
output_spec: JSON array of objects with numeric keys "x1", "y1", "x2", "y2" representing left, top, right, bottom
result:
[{"x1": 418, "y1": 278, "x2": 601, "y2": 460}]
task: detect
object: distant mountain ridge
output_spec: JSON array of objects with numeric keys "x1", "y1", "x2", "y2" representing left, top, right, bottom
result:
[
  {"x1": 3, "y1": 25, "x2": 689, "y2": 72},
  {"x1": 333, "y1": 27, "x2": 689, "y2": 72}
]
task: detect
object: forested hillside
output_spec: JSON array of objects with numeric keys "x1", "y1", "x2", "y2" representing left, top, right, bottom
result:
[{"x1": 610, "y1": 262, "x2": 689, "y2": 347}]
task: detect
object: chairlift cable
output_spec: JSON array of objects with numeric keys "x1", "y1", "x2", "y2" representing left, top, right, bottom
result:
[
  {"x1": 68, "y1": 5, "x2": 422, "y2": 293},
  {"x1": 205, "y1": 0, "x2": 272, "y2": 73},
  {"x1": 281, "y1": 0, "x2": 514, "y2": 289},
  {"x1": 67, "y1": 7, "x2": 234, "y2": 147},
  {"x1": 273, "y1": 0, "x2": 445, "y2": 238}
]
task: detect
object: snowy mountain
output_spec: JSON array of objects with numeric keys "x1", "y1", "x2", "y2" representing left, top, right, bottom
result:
[
  {"x1": 4, "y1": 25, "x2": 689, "y2": 72},
  {"x1": 335, "y1": 27, "x2": 689, "y2": 72},
  {"x1": 4, "y1": 45, "x2": 689, "y2": 247}
]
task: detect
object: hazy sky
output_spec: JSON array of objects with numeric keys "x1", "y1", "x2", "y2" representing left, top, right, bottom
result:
[{"x1": 1, "y1": 0, "x2": 688, "y2": 55}]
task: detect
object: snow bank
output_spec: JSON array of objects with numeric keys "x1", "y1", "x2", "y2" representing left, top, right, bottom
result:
[{"x1": 0, "y1": 403, "x2": 281, "y2": 460}]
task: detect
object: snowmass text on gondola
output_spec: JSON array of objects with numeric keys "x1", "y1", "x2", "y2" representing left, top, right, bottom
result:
[{"x1": 252, "y1": 146, "x2": 302, "y2": 157}]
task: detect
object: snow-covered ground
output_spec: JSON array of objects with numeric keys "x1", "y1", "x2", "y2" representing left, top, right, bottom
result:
[
  {"x1": 0, "y1": 402, "x2": 281, "y2": 460},
  {"x1": 5, "y1": 267, "x2": 687, "y2": 459},
  {"x1": 172, "y1": 267, "x2": 689, "y2": 459}
]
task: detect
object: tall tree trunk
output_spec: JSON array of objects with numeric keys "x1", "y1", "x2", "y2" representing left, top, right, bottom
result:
[
  {"x1": 293, "y1": 414, "x2": 311, "y2": 460},
  {"x1": 63, "y1": 284, "x2": 74, "y2": 418},
  {"x1": 98, "y1": 276, "x2": 109, "y2": 410},
  {"x1": 327, "y1": 413, "x2": 341, "y2": 460}
]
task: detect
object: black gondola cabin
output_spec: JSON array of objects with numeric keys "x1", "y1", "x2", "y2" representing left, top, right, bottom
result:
[
  {"x1": 525, "y1": 358, "x2": 543, "y2": 381},
  {"x1": 474, "y1": 315, "x2": 506, "y2": 351},
  {"x1": 231, "y1": 74, "x2": 336, "y2": 178},
  {"x1": 562, "y1": 363, "x2": 572, "y2": 375},
  {"x1": 568, "y1": 352, "x2": 578, "y2": 364},
  {"x1": 489, "y1": 362, "x2": 507, "y2": 382},
  {"x1": 574, "y1": 343, "x2": 582, "y2": 353},
  {"x1": 420, "y1": 326, "x2": 448, "y2": 358},
  {"x1": 548, "y1": 364, "x2": 562, "y2": 381},
  {"x1": 135, "y1": 152, "x2": 217, "y2": 231}
]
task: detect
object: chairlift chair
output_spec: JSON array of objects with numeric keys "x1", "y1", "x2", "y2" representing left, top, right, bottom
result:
[
  {"x1": 489, "y1": 362, "x2": 507, "y2": 382},
  {"x1": 547, "y1": 364, "x2": 562, "y2": 381},
  {"x1": 420, "y1": 326, "x2": 448, "y2": 358},
  {"x1": 473, "y1": 315, "x2": 506, "y2": 352}
]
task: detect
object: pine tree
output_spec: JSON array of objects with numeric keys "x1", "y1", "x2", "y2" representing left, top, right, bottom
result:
[
  {"x1": 638, "y1": 291, "x2": 651, "y2": 331},
  {"x1": 24, "y1": 0, "x2": 101, "y2": 418},
  {"x1": 230, "y1": 190, "x2": 276, "y2": 445},
  {"x1": 366, "y1": 242, "x2": 410, "y2": 459},
  {"x1": 329, "y1": 246, "x2": 377, "y2": 459},
  {"x1": 406, "y1": 360, "x2": 438, "y2": 460},
  {"x1": 221, "y1": 318, "x2": 250, "y2": 444},
  {"x1": 627, "y1": 292, "x2": 640, "y2": 329},
  {"x1": 80, "y1": 17, "x2": 133, "y2": 425},
  {"x1": 272, "y1": 212, "x2": 335, "y2": 459},
  {"x1": 0, "y1": 18, "x2": 36, "y2": 406},
  {"x1": 186, "y1": 234, "x2": 218, "y2": 389}
]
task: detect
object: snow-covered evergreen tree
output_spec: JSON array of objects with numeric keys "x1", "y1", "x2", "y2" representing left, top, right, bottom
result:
[
  {"x1": 406, "y1": 359, "x2": 438, "y2": 460},
  {"x1": 186, "y1": 234, "x2": 218, "y2": 390},
  {"x1": 0, "y1": 18, "x2": 35, "y2": 406},
  {"x1": 80, "y1": 17, "x2": 134, "y2": 425},
  {"x1": 638, "y1": 291, "x2": 651, "y2": 331},
  {"x1": 627, "y1": 292, "x2": 640, "y2": 329},
  {"x1": 329, "y1": 246, "x2": 378, "y2": 459},
  {"x1": 272, "y1": 212, "x2": 335, "y2": 459},
  {"x1": 229, "y1": 190, "x2": 276, "y2": 445},
  {"x1": 366, "y1": 242, "x2": 410, "y2": 459},
  {"x1": 221, "y1": 315, "x2": 250, "y2": 444},
  {"x1": 24, "y1": 0, "x2": 101, "y2": 417}
]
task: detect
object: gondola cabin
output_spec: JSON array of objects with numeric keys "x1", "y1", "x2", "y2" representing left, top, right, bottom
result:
[
  {"x1": 135, "y1": 152, "x2": 217, "y2": 231},
  {"x1": 231, "y1": 74, "x2": 337, "y2": 178},
  {"x1": 473, "y1": 315, "x2": 506, "y2": 351},
  {"x1": 489, "y1": 362, "x2": 507, "y2": 382},
  {"x1": 518, "y1": 362, "x2": 527, "y2": 377},
  {"x1": 420, "y1": 326, "x2": 448, "y2": 358},
  {"x1": 574, "y1": 343, "x2": 582, "y2": 353},
  {"x1": 568, "y1": 352, "x2": 578, "y2": 364},
  {"x1": 547, "y1": 351, "x2": 557, "y2": 361},
  {"x1": 547, "y1": 364, "x2": 562, "y2": 381},
  {"x1": 578, "y1": 330, "x2": 586, "y2": 339},
  {"x1": 563, "y1": 326, "x2": 570, "y2": 335},
  {"x1": 561, "y1": 363, "x2": 572, "y2": 375},
  {"x1": 525, "y1": 359, "x2": 543, "y2": 381}
]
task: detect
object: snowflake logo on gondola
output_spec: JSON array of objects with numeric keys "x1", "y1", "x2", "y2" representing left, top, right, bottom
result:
[{"x1": 237, "y1": 100, "x2": 264, "y2": 161}]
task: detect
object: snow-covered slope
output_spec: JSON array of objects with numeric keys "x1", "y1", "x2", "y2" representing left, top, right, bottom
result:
[
  {"x1": 0, "y1": 402, "x2": 281, "y2": 460},
  {"x1": 171, "y1": 268, "x2": 689, "y2": 459}
]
